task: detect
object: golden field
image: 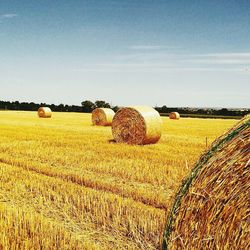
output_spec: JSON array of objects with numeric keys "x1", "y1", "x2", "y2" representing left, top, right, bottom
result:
[{"x1": 0, "y1": 111, "x2": 237, "y2": 249}]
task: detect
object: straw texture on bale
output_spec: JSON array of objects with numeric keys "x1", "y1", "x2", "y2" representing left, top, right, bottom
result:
[
  {"x1": 38, "y1": 107, "x2": 52, "y2": 118},
  {"x1": 92, "y1": 108, "x2": 115, "y2": 126},
  {"x1": 169, "y1": 112, "x2": 180, "y2": 120},
  {"x1": 112, "y1": 106, "x2": 162, "y2": 145},
  {"x1": 162, "y1": 115, "x2": 250, "y2": 250}
]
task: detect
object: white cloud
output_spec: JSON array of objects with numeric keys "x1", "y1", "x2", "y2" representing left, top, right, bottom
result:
[
  {"x1": 186, "y1": 52, "x2": 250, "y2": 65},
  {"x1": 129, "y1": 45, "x2": 179, "y2": 50},
  {"x1": 71, "y1": 64, "x2": 250, "y2": 74},
  {"x1": 198, "y1": 53, "x2": 250, "y2": 58},
  {"x1": 1, "y1": 13, "x2": 18, "y2": 19},
  {"x1": 71, "y1": 51, "x2": 250, "y2": 74}
]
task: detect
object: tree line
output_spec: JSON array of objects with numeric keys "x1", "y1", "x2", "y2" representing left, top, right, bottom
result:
[
  {"x1": 0, "y1": 100, "x2": 117, "y2": 113},
  {"x1": 155, "y1": 105, "x2": 249, "y2": 117},
  {"x1": 0, "y1": 100, "x2": 249, "y2": 117}
]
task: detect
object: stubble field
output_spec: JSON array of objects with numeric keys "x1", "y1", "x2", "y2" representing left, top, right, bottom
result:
[{"x1": 0, "y1": 111, "x2": 237, "y2": 249}]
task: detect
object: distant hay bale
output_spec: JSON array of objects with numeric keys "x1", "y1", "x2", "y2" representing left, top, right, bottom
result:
[
  {"x1": 169, "y1": 112, "x2": 180, "y2": 119},
  {"x1": 112, "y1": 106, "x2": 162, "y2": 145},
  {"x1": 92, "y1": 108, "x2": 115, "y2": 126},
  {"x1": 163, "y1": 115, "x2": 250, "y2": 250},
  {"x1": 38, "y1": 107, "x2": 52, "y2": 118}
]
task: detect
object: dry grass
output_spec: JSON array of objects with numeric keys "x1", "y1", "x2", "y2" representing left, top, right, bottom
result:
[
  {"x1": 0, "y1": 111, "x2": 237, "y2": 249},
  {"x1": 0, "y1": 201, "x2": 91, "y2": 250}
]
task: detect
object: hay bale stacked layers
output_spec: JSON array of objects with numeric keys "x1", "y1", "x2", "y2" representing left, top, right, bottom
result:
[
  {"x1": 112, "y1": 106, "x2": 162, "y2": 145},
  {"x1": 38, "y1": 107, "x2": 52, "y2": 118},
  {"x1": 163, "y1": 115, "x2": 250, "y2": 249},
  {"x1": 92, "y1": 108, "x2": 115, "y2": 126},
  {"x1": 169, "y1": 112, "x2": 180, "y2": 120}
]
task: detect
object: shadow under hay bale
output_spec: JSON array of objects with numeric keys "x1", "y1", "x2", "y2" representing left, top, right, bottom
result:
[
  {"x1": 108, "y1": 139, "x2": 116, "y2": 144},
  {"x1": 112, "y1": 106, "x2": 162, "y2": 145},
  {"x1": 92, "y1": 108, "x2": 115, "y2": 126},
  {"x1": 38, "y1": 107, "x2": 52, "y2": 118},
  {"x1": 162, "y1": 115, "x2": 250, "y2": 250},
  {"x1": 169, "y1": 112, "x2": 180, "y2": 120}
]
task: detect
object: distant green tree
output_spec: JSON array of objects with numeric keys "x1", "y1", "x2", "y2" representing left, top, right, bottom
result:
[
  {"x1": 14, "y1": 101, "x2": 20, "y2": 110},
  {"x1": 81, "y1": 100, "x2": 95, "y2": 112},
  {"x1": 217, "y1": 108, "x2": 229, "y2": 115},
  {"x1": 58, "y1": 104, "x2": 65, "y2": 112},
  {"x1": 112, "y1": 106, "x2": 119, "y2": 112},
  {"x1": 95, "y1": 100, "x2": 111, "y2": 108},
  {"x1": 161, "y1": 105, "x2": 168, "y2": 113}
]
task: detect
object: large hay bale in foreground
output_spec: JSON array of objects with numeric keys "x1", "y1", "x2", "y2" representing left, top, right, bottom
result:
[
  {"x1": 92, "y1": 108, "x2": 115, "y2": 126},
  {"x1": 112, "y1": 106, "x2": 162, "y2": 145},
  {"x1": 162, "y1": 115, "x2": 250, "y2": 249},
  {"x1": 38, "y1": 107, "x2": 52, "y2": 118},
  {"x1": 169, "y1": 112, "x2": 180, "y2": 120}
]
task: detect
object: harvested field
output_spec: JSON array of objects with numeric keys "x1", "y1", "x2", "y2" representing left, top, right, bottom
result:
[{"x1": 0, "y1": 111, "x2": 237, "y2": 249}]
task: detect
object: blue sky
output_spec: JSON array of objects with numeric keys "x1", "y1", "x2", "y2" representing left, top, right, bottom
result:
[{"x1": 0, "y1": 0, "x2": 249, "y2": 108}]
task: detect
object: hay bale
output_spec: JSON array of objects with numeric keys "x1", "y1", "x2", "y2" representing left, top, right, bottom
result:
[
  {"x1": 92, "y1": 108, "x2": 115, "y2": 126},
  {"x1": 162, "y1": 115, "x2": 250, "y2": 249},
  {"x1": 38, "y1": 107, "x2": 52, "y2": 118},
  {"x1": 112, "y1": 106, "x2": 162, "y2": 145},
  {"x1": 169, "y1": 112, "x2": 180, "y2": 120}
]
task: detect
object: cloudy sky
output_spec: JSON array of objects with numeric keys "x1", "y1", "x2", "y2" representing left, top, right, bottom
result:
[{"x1": 0, "y1": 0, "x2": 249, "y2": 108}]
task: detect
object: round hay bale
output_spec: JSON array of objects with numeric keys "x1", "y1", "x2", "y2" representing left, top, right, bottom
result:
[
  {"x1": 92, "y1": 108, "x2": 115, "y2": 126},
  {"x1": 38, "y1": 107, "x2": 52, "y2": 118},
  {"x1": 112, "y1": 106, "x2": 162, "y2": 145},
  {"x1": 162, "y1": 115, "x2": 250, "y2": 249},
  {"x1": 169, "y1": 112, "x2": 180, "y2": 120}
]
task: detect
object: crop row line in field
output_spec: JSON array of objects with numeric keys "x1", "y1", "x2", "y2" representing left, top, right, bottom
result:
[
  {"x1": 0, "y1": 137, "x2": 193, "y2": 188},
  {"x1": 0, "y1": 162, "x2": 165, "y2": 249},
  {"x1": 0, "y1": 154, "x2": 168, "y2": 213},
  {"x1": 0, "y1": 152, "x2": 173, "y2": 210}
]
